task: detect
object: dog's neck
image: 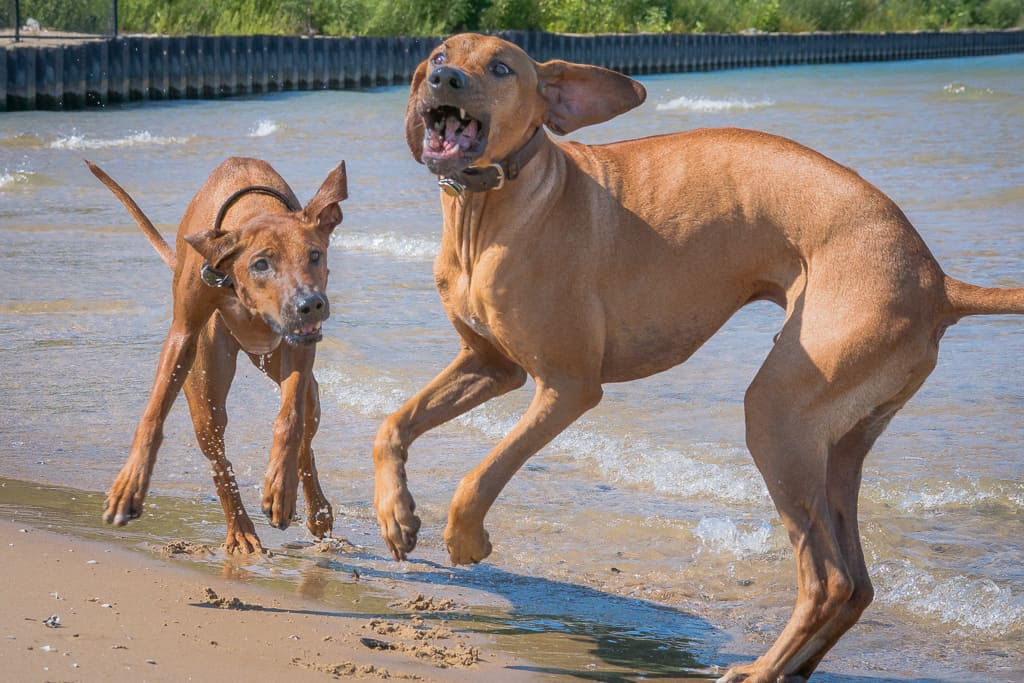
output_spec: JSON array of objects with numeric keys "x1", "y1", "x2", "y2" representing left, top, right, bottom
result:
[
  {"x1": 440, "y1": 132, "x2": 562, "y2": 278},
  {"x1": 440, "y1": 127, "x2": 547, "y2": 195}
]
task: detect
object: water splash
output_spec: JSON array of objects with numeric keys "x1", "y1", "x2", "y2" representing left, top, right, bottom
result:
[
  {"x1": 248, "y1": 120, "x2": 279, "y2": 137},
  {"x1": 0, "y1": 170, "x2": 34, "y2": 189},
  {"x1": 693, "y1": 517, "x2": 776, "y2": 558}
]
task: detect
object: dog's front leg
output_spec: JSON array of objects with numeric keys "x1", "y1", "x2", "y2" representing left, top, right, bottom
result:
[
  {"x1": 374, "y1": 344, "x2": 526, "y2": 560},
  {"x1": 298, "y1": 376, "x2": 334, "y2": 539},
  {"x1": 104, "y1": 321, "x2": 203, "y2": 526},
  {"x1": 444, "y1": 377, "x2": 603, "y2": 565},
  {"x1": 260, "y1": 344, "x2": 316, "y2": 530}
]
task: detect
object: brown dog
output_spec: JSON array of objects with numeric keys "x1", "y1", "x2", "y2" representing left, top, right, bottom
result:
[
  {"x1": 373, "y1": 33, "x2": 1024, "y2": 681},
  {"x1": 87, "y1": 157, "x2": 347, "y2": 554}
]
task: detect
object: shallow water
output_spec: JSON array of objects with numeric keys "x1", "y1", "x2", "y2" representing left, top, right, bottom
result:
[{"x1": 1, "y1": 53, "x2": 1023, "y2": 681}]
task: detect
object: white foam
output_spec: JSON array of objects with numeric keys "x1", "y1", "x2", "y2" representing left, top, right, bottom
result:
[
  {"x1": 332, "y1": 231, "x2": 437, "y2": 261},
  {"x1": 656, "y1": 95, "x2": 774, "y2": 113},
  {"x1": 49, "y1": 131, "x2": 190, "y2": 150},
  {"x1": 553, "y1": 424, "x2": 770, "y2": 507},
  {"x1": 317, "y1": 369, "x2": 404, "y2": 417},
  {"x1": 317, "y1": 365, "x2": 768, "y2": 507},
  {"x1": 0, "y1": 170, "x2": 32, "y2": 189},
  {"x1": 874, "y1": 559, "x2": 1024, "y2": 636},
  {"x1": 693, "y1": 516, "x2": 776, "y2": 558},
  {"x1": 249, "y1": 120, "x2": 279, "y2": 137},
  {"x1": 869, "y1": 479, "x2": 1023, "y2": 513}
]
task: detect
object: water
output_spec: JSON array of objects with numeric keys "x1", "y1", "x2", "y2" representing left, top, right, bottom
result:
[{"x1": 2, "y1": 53, "x2": 1023, "y2": 681}]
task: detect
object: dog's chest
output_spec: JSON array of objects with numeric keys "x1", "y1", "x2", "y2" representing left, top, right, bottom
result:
[
  {"x1": 451, "y1": 272, "x2": 495, "y2": 340},
  {"x1": 218, "y1": 303, "x2": 282, "y2": 355}
]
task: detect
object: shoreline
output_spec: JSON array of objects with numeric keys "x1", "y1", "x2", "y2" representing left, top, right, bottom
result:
[
  {"x1": 0, "y1": 518, "x2": 539, "y2": 682},
  {"x1": 0, "y1": 476, "x2": 723, "y2": 682}
]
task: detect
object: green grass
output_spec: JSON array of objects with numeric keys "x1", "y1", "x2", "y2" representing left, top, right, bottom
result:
[{"x1": 5, "y1": 0, "x2": 1023, "y2": 37}]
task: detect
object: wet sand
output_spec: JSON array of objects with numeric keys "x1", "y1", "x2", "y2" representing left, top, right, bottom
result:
[{"x1": 1, "y1": 517, "x2": 540, "y2": 682}]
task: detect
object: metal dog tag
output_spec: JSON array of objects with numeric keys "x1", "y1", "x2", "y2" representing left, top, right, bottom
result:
[{"x1": 438, "y1": 177, "x2": 464, "y2": 197}]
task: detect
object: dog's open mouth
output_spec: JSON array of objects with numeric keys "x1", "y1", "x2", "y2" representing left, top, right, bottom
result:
[
  {"x1": 285, "y1": 323, "x2": 323, "y2": 346},
  {"x1": 267, "y1": 317, "x2": 323, "y2": 346},
  {"x1": 421, "y1": 106, "x2": 487, "y2": 173}
]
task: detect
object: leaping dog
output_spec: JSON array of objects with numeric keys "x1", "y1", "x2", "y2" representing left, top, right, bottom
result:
[{"x1": 372, "y1": 33, "x2": 1024, "y2": 681}]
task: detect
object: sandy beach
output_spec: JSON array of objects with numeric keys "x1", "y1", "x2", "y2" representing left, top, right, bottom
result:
[{"x1": 0, "y1": 517, "x2": 542, "y2": 682}]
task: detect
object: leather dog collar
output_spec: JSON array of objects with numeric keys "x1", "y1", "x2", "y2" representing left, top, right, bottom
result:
[
  {"x1": 201, "y1": 185, "x2": 302, "y2": 289},
  {"x1": 439, "y1": 127, "x2": 546, "y2": 196}
]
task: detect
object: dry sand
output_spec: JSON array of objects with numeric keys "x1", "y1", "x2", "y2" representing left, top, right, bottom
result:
[{"x1": 0, "y1": 519, "x2": 541, "y2": 682}]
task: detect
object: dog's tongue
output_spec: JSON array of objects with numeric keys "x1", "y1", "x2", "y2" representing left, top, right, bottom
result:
[
  {"x1": 429, "y1": 114, "x2": 479, "y2": 159},
  {"x1": 446, "y1": 116, "x2": 479, "y2": 150}
]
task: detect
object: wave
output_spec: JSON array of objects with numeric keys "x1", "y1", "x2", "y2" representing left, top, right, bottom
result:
[
  {"x1": 317, "y1": 369, "x2": 407, "y2": 417},
  {"x1": 317, "y1": 366, "x2": 770, "y2": 508},
  {"x1": 940, "y1": 81, "x2": 1004, "y2": 100},
  {"x1": 49, "y1": 131, "x2": 191, "y2": 150},
  {"x1": 248, "y1": 120, "x2": 279, "y2": 137},
  {"x1": 656, "y1": 95, "x2": 774, "y2": 113},
  {"x1": 0, "y1": 170, "x2": 35, "y2": 189},
  {"x1": 332, "y1": 231, "x2": 437, "y2": 261},
  {"x1": 869, "y1": 478, "x2": 1023, "y2": 514},
  {"x1": 874, "y1": 559, "x2": 1024, "y2": 636},
  {"x1": 0, "y1": 133, "x2": 44, "y2": 149}
]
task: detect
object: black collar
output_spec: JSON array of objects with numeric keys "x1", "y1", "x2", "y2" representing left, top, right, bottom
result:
[
  {"x1": 439, "y1": 127, "x2": 546, "y2": 196},
  {"x1": 201, "y1": 185, "x2": 301, "y2": 289}
]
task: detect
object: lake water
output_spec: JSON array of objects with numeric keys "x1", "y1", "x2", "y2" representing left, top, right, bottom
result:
[{"x1": 1, "y1": 52, "x2": 1022, "y2": 681}]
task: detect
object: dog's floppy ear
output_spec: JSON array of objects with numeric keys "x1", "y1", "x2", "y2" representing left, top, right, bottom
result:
[
  {"x1": 304, "y1": 160, "x2": 348, "y2": 234},
  {"x1": 183, "y1": 229, "x2": 241, "y2": 270},
  {"x1": 405, "y1": 58, "x2": 430, "y2": 163},
  {"x1": 536, "y1": 60, "x2": 646, "y2": 135}
]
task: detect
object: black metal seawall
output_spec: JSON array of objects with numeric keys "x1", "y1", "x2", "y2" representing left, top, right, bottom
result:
[{"x1": 3, "y1": 29, "x2": 1023, "y2": 111}]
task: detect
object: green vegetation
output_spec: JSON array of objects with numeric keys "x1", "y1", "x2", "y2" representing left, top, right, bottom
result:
[{"x1": 5, "y1": 0, "x2": 1023, "y2": 36}]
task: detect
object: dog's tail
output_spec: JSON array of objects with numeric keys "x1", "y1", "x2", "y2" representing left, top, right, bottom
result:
[
  {"x1": 85, "y1": 160, "x2": 175, "y2": 270},
  {"x1": 945, "y1": 276, "x2": 1024, "y2": 318}
]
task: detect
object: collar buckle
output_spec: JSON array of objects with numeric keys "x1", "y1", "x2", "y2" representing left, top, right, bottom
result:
[{"x1": 486, "y1": 163, "x2": 506, "y2": 190}]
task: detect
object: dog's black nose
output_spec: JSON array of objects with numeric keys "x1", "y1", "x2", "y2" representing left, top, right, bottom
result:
[
  {"x1": 429, "y1": 66, "x2": 466, "y2": 91},
  {"x1": 296, "y1": 291, "x2": 329, "y2": 320}
]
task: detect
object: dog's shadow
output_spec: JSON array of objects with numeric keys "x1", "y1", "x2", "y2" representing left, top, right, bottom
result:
[{"x1": 277, "y1": 546, "x2": 946, "y2": 683}]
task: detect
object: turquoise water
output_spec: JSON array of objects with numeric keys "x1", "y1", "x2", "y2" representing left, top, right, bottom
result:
[{"x1": 1, "y1": 53, "x2": 1023, "y2": 681}]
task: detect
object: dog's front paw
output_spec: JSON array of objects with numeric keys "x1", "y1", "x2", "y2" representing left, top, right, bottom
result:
[
  {"x1": 102, "y1": 463, "x2": 150, "y2": 526},
  {"x1": 374, "y1": 480, "x2": 421, "y2": 561},
  {"x1": 716, "y1": 663, "x2": 797, "y2": 683},
  {"x1": 224, "y1": 514, "x2": 263, "y2": 555},
  {"x1": 443, "y1": 519, "x2": 492, "y2": 565},
  {"x1": 305, "y1": 498, "x2": 334, "y2": 539},
  {"x1": 261, "y1": 461, "x2": 299, "y2": 530}
]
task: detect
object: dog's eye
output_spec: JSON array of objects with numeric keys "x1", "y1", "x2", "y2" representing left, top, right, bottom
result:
[
  {"x1": 431, "y1": 52, "x2": 446, "y2": 65},
  {"x1": 310, "y1": 249, "x2": 322, "y2": 264},
  {"x1": 250, "y1": 258, "x2": 271, "y2": 273},
  {"x1": 491, "y1": 61, "x2": 512, "y2": 77}
]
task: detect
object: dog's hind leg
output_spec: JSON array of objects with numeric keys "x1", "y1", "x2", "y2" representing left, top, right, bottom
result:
[
  {"x1": 791, "y1": 364, "x2": 934, "y2": 678},
  {"x1": 183, "y1": 315, "x2": 262, "y2": 553},
  {"x1": 721, "y1": 291, "x2": 939, "y2": 682}
]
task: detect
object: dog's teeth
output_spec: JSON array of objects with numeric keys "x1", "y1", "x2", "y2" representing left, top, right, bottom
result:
[{"x1": 459, "y1": 108, "x2": 466, "y2": 120}]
